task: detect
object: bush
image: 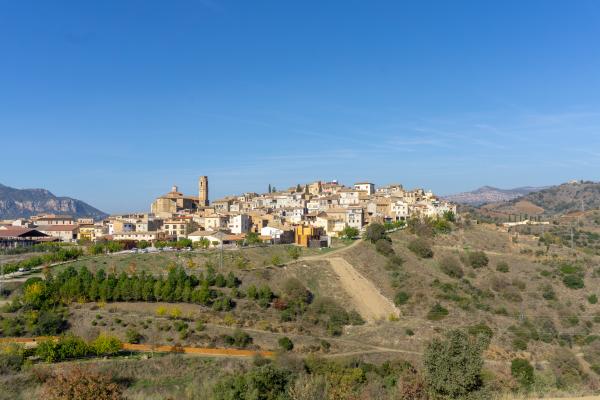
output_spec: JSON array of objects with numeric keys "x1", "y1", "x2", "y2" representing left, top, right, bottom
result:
[
  {"x1": 0, "y1": 344, "x2": 25, "y2": 373},
  {"x1": 426, "y1": 303, "x2": 449, "y2": 321},
  {"x1": 467, "y1": 323, "x2": 493, "y2": 340},
  {"x1": 563, "y1": 274, "x2": 584, "y2": 289},
  {"x1": 439, "y1": 256, "x2": 463, "y2": 279},
  {"x1": 365, "y1": 223, "x2": 387, "y2": 243},
  {"x1": 212, "y1": 364, "x2": 292, "y2": 400},
  {"x1": 511, "y1": 358, "x2": 534, "y2": 388},
  {"x1": 375, "y1": 239, "x2": 394, "y2": 256},
  {"x1": 394, "y1": 291, "x2": 410, "y2": 306},
  {"x1": 589, "y1": 294, "x2": 598, "y2": 304},
  {"x1": 287, "y1": 246, "x2": 302, "y2": 260},
  {"x1": 91, "y1": 333, "x2": 122, "y2": 356},
  {"x1": 41, "y1": 366, "x2": 123, "y2": 400},
  {"x1": 407, "y1": 238, "x2": 433, "y2": 258},
  {"x1": 496, "y1": 262, "x2": 509, "y2": 273},
  {"x1": 278, "y1": 336, "x2": 294, "y2": 351},
  {"x1": 550, "y1": 348, "x2": 585, "y2": 389},
  {"x1": 424, "y1": 329, "x2": 489, "y2": 399},
  {"x1": 396, "y1": 368, "x2": 427, "y2": 400},
  {"x1": 468, "y1": 251, "x2": 489, "y2": 268},
  {"x1": 125, "y1": 329, "x2": 143, "y2": 344}
]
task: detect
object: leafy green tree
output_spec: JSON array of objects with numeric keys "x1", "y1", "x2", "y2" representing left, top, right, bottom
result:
[
  {"x1": 341, "y1": 226, "x2": 360, "y2": 239},
  {"x1": 365, "y1": 223, "x2": 386, "y2": 243},
  {"x1": 246, "y1": 232, "x2": 262, "y2": 245},
  {"x1": 91, "y1": 334, "x2": 122, "y2": 356},
  {"x1": 424, "y1": 329, "x2": 490, "y2": 399}
]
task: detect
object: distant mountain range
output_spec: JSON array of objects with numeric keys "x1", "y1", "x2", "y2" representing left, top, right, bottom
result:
[
  {"x1": 444, "y1": 185, "x2": 546, "y2": 206},
  {"x1": 0, "y1": 183, "x2": 108, "y2": 220}
]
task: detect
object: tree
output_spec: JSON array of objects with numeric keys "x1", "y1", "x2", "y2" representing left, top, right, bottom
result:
[
  {"x1": 365, "y1": 223, "x2": 386, "y2": 243},
  {"x1": 91, "y1": 333, "x2": 122, "y2": 356},
  {"x1": 341, "y1": 226, "x2": 359, "y2": 239},
  {"x1": 424, "y1": 329, "x2": 489, "y2": 399},
  {"x1": 246, "y1": 232, "x2": 262, "y2": 245},
  {"x1": 268, "y1": 184, "x2": 272, "y2": 193}
]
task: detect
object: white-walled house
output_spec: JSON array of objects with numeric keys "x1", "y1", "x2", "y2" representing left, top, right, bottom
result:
[{"x1": 228, "y1": 214, "x2": 251, "y2": 234}]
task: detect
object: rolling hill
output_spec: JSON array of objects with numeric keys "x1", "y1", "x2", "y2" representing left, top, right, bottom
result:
[
  {"x1": 0, "y1": 183, "x2": 108, "y2": 220},
  {"x1": 444, "y1": 185, "x2": 545, "y2": 206},
  {"x1": 481, "y1": 180, "x2": 600, "y2": 217}
]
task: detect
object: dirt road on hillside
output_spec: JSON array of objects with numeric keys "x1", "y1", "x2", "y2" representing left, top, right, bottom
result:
[{"x1": 327, "y1": 257, "x2": 398, "y2": 322}]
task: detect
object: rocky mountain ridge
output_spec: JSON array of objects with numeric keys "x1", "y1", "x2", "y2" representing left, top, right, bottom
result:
[{"x1": 0, "y1": 183, "x2": 108, "y2": 220}]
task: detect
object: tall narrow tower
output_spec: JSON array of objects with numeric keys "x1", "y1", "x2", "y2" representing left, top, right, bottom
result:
[{"x1": 199, "y1": 176, "x2": 209, "y2": 206}]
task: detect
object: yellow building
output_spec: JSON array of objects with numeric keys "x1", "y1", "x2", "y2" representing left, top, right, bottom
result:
[{"x1": 294, "y1": 225, "x2": 323, "y2": 247}]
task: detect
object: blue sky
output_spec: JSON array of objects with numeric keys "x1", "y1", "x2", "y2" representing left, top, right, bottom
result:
[{"x1": 1, "y1": 1, "x2": 600, "y2": 213}]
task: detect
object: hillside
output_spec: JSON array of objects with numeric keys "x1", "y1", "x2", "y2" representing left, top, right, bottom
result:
[
  {"x1": 0, "y1": 183, "x2": 107, "y2": 220},
  {"x1": 445, "y1": 185, "x2": 545, "y2": 206},
  {"x1": 480, "y1": 181, "x2": 600, "y2": 217},
  {"x1": 3, "y1": 221, "x2": 600, "y2": 398}
]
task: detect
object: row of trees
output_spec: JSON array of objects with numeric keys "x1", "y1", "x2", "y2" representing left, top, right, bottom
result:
[
  {"x1": 18, "y1": 265, "x2": 242, "y2": 311},
  {"x1": 1, "y1": 247, "x2": 83, "y2": 275}
]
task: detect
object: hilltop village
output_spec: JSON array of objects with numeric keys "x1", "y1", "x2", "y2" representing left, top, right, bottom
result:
[{"x1": 0, "y1": 176, "x2": 455, "y2": 249}]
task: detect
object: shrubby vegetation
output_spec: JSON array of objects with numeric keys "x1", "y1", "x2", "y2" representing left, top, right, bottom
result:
[
  {"x1": 408, "y1": 238, "x2": 433, "y2": 258},
  {"x1": 36, "y1": 333, "x2": 122, "y2": 362},
  {"x1": 466, "y1": 251, "x2": 488, "y2": 269},
  {"x1": 439, "y1": 256, "x2": 463, "y2": 279},
  {"x1": 424, "y1": 329, "x2": 489, "y2": 399}
]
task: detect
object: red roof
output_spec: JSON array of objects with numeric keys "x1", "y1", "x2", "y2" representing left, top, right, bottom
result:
[{"x1": 0, "y1": 227, "x2": 48, "y2": 238}]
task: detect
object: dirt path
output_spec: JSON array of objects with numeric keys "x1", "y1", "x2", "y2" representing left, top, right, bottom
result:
[
  {"x1": 327, "y1": 257, "x2": 399, "y2": 323},
  {"x1": 0, "y1": 336, "x2": 273, "y2": 359}
]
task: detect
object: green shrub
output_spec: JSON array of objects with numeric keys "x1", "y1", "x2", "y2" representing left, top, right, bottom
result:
[
  {"x1": 407, "y1": 238, "x2": 433, "y2": 258},
  {"x1": 278, "y1": 336, "x2": 294, "y2": 351},
  {"x1": 212, "y1": 364, "x2": 292, "y2": 400},
  {"x1": 468, "y1": 251, "x2": 489, "y2": 268},
  {"x1": 589, "y1": 294, "x2": 598, "y2": 304},
  {"x1": 511, "y1": 358, "x2": 534, "y2": 388},
  {"x1": 563, "y1": 274, "x2": 584, "y2": 289},
  {"x1": 496, "y1": 262, "x2": 509, "y2": 273},
  {"x1": 467, "y1": 323, "x2": 493, "y2": 339},
  {"x1": 512, "y1": 338, "x2": 528, "y2": 351},
  {"x1": 125, "y1": 329, "x2": 143, "y2": 344},
  {"x1": 439, "y1": 256, "x2": 463, "y2": 279},
  {"x1": 427, "y1": 303, "x2": 449, "y2": 321},
  {"x1": 365, "y1": 223, "x2": 387, "y2": 243},
  {"x1": 394, "y1": 291, "x2": 410, "y2": 306},
  {"x1": 424, "y1": 329, "x2": 489, "y2": 399}
]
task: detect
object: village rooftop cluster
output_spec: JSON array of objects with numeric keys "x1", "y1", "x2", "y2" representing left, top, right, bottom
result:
[{"x1": 0, "y1": 177, "x2": 456, "y2": 249}]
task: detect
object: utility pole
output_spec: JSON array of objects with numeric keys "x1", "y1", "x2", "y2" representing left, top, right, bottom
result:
[{"x1": 570, "y1": 225, "x2": 574, "y2": 250}]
